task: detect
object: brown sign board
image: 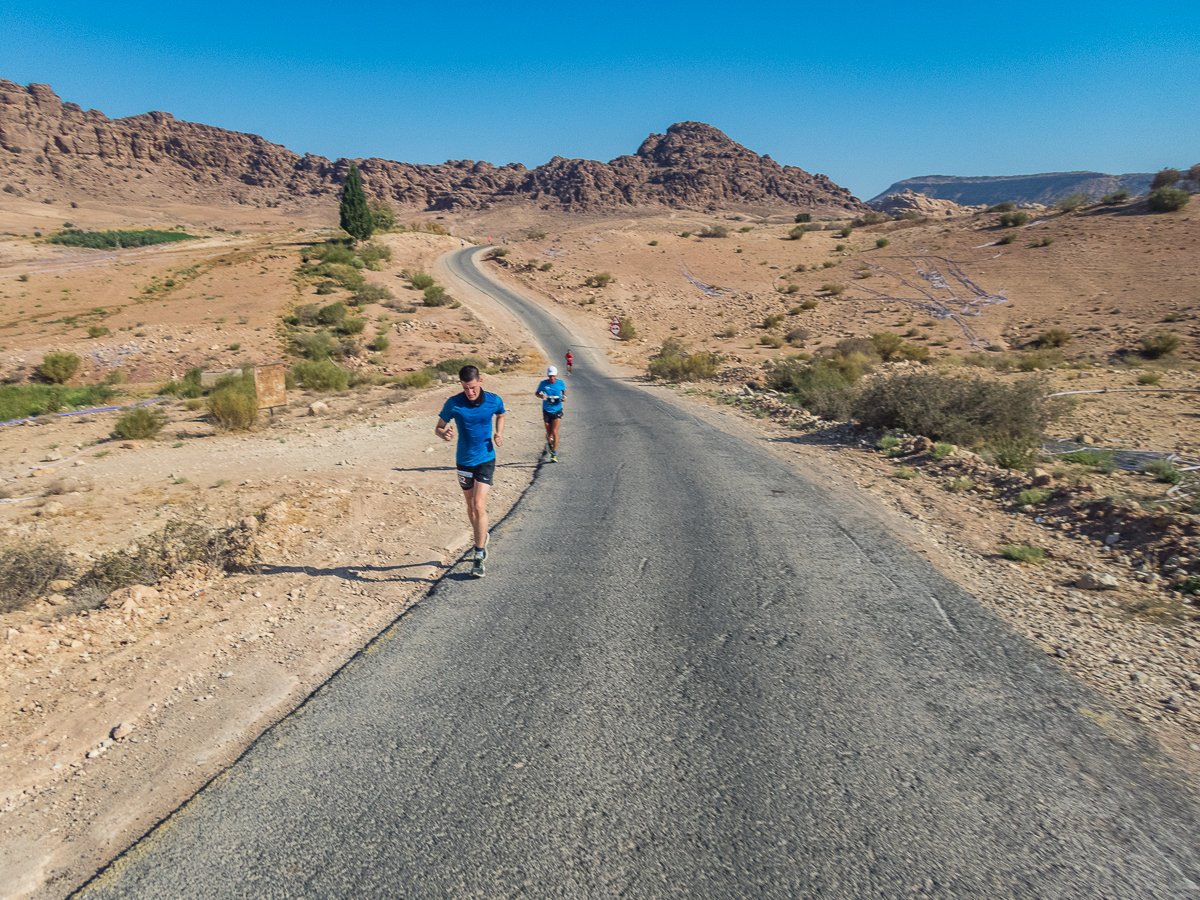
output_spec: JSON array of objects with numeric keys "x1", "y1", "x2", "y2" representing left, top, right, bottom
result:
[{"x1": 254, "y1": 364, "x2": 287, "y2": 410}]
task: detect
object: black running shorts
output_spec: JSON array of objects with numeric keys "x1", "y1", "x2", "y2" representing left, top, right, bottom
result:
[
  {"x1": 456, "y1": 459, "x2": 496, "y2": 490},
  {"x1": 543, "y1": 409, "x2": 564, "y2": 424}
]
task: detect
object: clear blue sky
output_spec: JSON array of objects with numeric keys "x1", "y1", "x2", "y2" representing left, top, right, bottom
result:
[{"x1": 5, "y1": 0, "x2": 1197, "y2": 199}]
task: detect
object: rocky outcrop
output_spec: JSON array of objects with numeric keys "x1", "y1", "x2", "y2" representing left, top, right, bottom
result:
[
  {"x1": 0, "y1": 81, "x2": 865, "y2": 215},
  {"x1": 868, "y1": 188, "x2": 978, "y2": 217}
]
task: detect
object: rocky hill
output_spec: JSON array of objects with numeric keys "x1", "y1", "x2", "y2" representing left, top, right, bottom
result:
[
  {"x1": 0, "y1": 81, "x2": 865, "y2": 216},
  {"x1": 869, "y1": 171, "x2": 1154, "y2": 208}
]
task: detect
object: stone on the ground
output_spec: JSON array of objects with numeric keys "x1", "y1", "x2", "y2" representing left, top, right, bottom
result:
[
  {"x1": 307, "y1": 401, "x2": 329, "y2": 417},
  {"x1": 1077, "y1": 572, "x2": 1120, "y2": 591},
  {"x1": 112, "y1": 723, "x2": 134, "y2": 740}
]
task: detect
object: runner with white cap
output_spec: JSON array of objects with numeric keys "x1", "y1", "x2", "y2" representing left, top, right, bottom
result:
[{"x1": 535, "y1": 366, "x2": 566, "y2": 462}]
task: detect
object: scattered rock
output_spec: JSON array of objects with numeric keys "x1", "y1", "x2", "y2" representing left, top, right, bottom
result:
[
  {"x1": 111, "y1": 723, "x2": 134, "y2": 740},
  {"x1": 30, "y1": 467, "x2": 56, "y2": 477},
  {"x1": 48, "y1": 579, "x2": 74, "y2": 591},
  {"x1": 1077, "y1": 572, "x2": 1120, "y2": 591},
  {"x1": 120, "y1": 442, "x2": 140, "y2": 450},
  {"x1": 38, "y1": 501, "x2": 65, "y2": 517},
  {"x1": 1029, "y1": 468, "x2": 1053, "y2": 487},
  {"x1": 43, "y1": 450, "x2": 63, "y2": 462},
  {"x1": 307, "y1": 401, "x2": 329, "y2": 417}
]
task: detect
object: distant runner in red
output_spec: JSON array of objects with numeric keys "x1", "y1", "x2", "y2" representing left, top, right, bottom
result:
[{"x1": 564, "y1": 350, "x2": 573, "y2": 376}]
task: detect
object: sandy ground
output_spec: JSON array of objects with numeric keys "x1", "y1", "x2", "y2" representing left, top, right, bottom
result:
[{"x1": 0, "y1": 198, "x2": 1198, "y2": 898}]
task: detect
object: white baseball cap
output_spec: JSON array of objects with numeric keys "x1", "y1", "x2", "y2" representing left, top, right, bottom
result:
[{"x1": 547, "y1": 366, "x2": 558, "y2": 376}]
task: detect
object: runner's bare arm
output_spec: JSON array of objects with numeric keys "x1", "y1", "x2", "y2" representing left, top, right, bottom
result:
[
  {"x1": 435, "y1": 417, "x2": 455, "y2": 441},
  {"x1": 493, "y1": 412, "x2": 505, "y2": 448}
]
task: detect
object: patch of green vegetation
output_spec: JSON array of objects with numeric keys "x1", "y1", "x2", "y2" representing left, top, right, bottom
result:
[
  {"x1": 1016, "y1": 487, "x2": 1052, "y2": 506},
  {"x1": 0, "y1": 382, "x2": 114, "y2": 420},
  {"x1": 1000, "y1": 544, "x2": 1044, "y2": 564},
  {"x1": 48, "y1": 228, "x2": 197, "y2": 249}
]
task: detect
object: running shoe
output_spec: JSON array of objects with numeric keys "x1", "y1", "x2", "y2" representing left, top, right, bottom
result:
[
  {"x1": 550, "y1": 451, "x2": 558, "y2": 462},
  {"x1": 471, "y1": 555, "x2": 486, "y2": 578}
]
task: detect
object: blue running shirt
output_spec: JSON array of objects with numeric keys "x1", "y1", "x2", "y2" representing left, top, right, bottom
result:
[
  {"x1": 537, "y1": 378, "x2": 565, "y2": 413},
  {"x1": 439, "y1": 391, "x2": 506, "y2": 466}
]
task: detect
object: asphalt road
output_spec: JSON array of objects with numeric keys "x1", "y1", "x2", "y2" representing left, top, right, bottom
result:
[{"x1": 75, "y1": 249, "x2": 1200, "y2": 898}]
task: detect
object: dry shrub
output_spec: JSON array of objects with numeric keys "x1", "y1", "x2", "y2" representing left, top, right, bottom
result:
[
  {"x1": 208, "y1": 387, "x2": 259, "y2": 431},
  {"x1": 647, "y1": 339, "x2": 721, "y2": 381},
  {"x1": 0, "y1": 540, "x2": 73, "y2": 613},
  {"x1": 78, "y1": 519, "x2": 256, "y2": 595},
  {"x1": 112, "y1": 406, "x2": 168, "y2": 440},
  {"x1": 855, "y1": 372, "x2": 1066, "y2": 450},
  {"x1": 1141, "y1": 331, "x2": 1181, "y2": 359}
]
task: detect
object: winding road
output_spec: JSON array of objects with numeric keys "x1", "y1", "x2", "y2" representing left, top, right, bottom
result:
[{"x1": 76, "y1": 248, "x2": 1200, "y2": 898}]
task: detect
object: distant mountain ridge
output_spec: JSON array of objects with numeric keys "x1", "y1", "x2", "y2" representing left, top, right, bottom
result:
[
  {"x1": 869, "y1": 172, "x2": 1154, "y2": 208},
  {"x1": 0, "y1": 80, "x2": 865, "y2": 215}
]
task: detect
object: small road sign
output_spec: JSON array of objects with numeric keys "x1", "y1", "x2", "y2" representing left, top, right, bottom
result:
[{"x1": 610, "y1": 317, "x2": 621, "y2": 336}]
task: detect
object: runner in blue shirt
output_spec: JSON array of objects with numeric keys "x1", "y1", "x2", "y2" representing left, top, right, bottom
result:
[
  {"x1": 435, "y1": 365, "x2": 506, "y2": 578},
  {"x1": 535, "y1": 365, "x2": 566, "y2": 462}
]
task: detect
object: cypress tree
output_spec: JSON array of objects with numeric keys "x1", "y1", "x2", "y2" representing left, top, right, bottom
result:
[{"x1": 339, "y1": 163, "x2": 373, "y2": 242}]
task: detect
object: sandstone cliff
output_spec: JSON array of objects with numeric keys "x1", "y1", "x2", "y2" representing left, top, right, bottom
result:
[{"x1": 0, "y1": 81, "x2": 865, "y2": 215}]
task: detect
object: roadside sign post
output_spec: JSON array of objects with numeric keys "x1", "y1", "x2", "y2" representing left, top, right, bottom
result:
[{"x1": 610, "y1": 317, "x2": 621, "y2": 337}]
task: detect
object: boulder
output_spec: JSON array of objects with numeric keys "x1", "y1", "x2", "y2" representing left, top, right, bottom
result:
[{"x1": 307, "y1": 401, "x2": 330, "y2": 417}]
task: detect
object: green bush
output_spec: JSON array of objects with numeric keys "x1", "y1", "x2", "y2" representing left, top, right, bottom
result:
[
  {"x1": 433, "y1": 356, "x2": 486, "y2": 375},
  {"x1": 1039, "y1": 236, "x2": 1055, "y2": 247},
  {"x1": 1137, "y1": 371, "x2": 1161, "y2": 386},
  {"x1": 987, "y1": 202, "x2": 1016, "y2": 212},
  {"x1": 340, "y1": 317, "x2": 366, "y2": 335},
  {"x1": 539, "y1": 262, "x2": 553, "y2": 272},
  {"x1": 112, "y1": 405, "x2": 169, "y2": 440},
  {"x1": 87, "y1": 325, "x2": 110, "y2": 339},
  {"x1": 788, "y1": 225, "x2": 806, "y2": 240},
  {"x1": 877, "y1": 435, "x2": 900, "y2": 451},
  {"x1": 821, "y1": 283, "x2": 846, "y2": 296},
  {"x1": 998, "y1": 211, "x2": 1029, "y2": 227},
  {"x1": 1147, "y1": 187, "x2": 1190, "y2": 213},
  {"x1": 838, "y1": 226, "x2": 852, "y2": 238},
  {"x1": 423, "y1": 285, "x2": 450, "y2": 307},
  {"x1": 292, "y1": 359, "x2": 350, "y2": 391},
  {"x1": 855, "y1": 372, "x2": 1064, "y2": 450},
  {"x1": 409, "y1": 271, "x2": 435, "y2": 290},
  {"x1": 795, "y1": 213, "x2": 811, "y2": 223},
  {"x1": 800, "y1": 299, "x2": 818, "y2": 310},
  {"x1": 871, "y1": 332, "x2": 903, "y2": 361},
  {"x1": 785, "y1": 327, "x2": 809, "y2": 347},
  {"x1": 37, "y1": 352, "x2": 81, "y2": 384},
  {"x1": 353, "y1": 283, "x2": 394, "y2": 304},
  {"x1": 763, "y1": 313, "x2": 785, "y2": 329},
  {"x1": 208, "y1": 386, "x2": 258, "y2": 431},
  {"x1": 647, "y1": 339, "x2": 721, "y2": 381},
  {"x1": 1000, "y1": 544, "x2": 1044, "y2": 564},
  {"x1": 359, "y1": 242, "x2": 392, "y2": 269},
  {"x1": 1056, "y1": 193, "x2": 1090, "y2": 212},
  {"x1": 317, "y1": 301, "x2": 347, "y2": 326},
  {"x1": 1101, "y1": 189, "x2": 1129, "y2": 205},
  {"x1": 617, "y1": 317, "x2": 637, "y2": 341},
  {"x1": 584, "y1": 272, "x2": 613, "y2": 288},
  {"x1": 1016, "y1": 488, "x2": 1052, "y2": 506},
  {"x1": 764, "y1": 355, "x2": 862, "y2": 420},
  {"x1": 898, "y1": 343, "x2": 930, "y2": 362},
  {"x1": 1038, "y1": 328, "x2": 1071, "y2": 348},
  {"x1": 1151, "y1": 168, "x2": 1181, "y2": 190},
  {"x1": 1060, "y1": 448, "x2": 1116, "y2": 472},
  {"x1": 372, "y1": 334, "x2": 391, "y2": 352},
  {"x1": 1141, "y1": 331, "x2": 1181, "y2": 358},
  {"x1": 397, "y1": 370, "x2": 435, "y2": 389},
  {"x1": 488, "y1": 247, "x2": 510, "y2": 258},
  {"x1": 931, "y1": 442, "x2": 954, "y2": 460},
  {"x1": 761, "y1": 333, "x2": 784, "y2": 348},
  {"x1": 998, "y1": 234, "x2": 1015, "y2": 245},
  {"x1": 875, "y1": 238, "x2": 889, "y2": 249},
  {"x1": 699, "y1": 224, "x2": 729, "y2": 238},
  {"x1": 295, "y1": 330, "x2": 339, "y2": 361},
  {"x1": 1142, "y1": 459, "x2": 1182, "y2": 484}
]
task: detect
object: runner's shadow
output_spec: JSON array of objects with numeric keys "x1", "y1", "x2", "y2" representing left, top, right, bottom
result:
[{"x1": 256, "y1": 561, "x2": 445, "y2": 584}]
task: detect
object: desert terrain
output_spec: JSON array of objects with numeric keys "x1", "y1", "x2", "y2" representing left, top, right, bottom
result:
[{"x1": 0, "y1": 166, "x2": 1199, "y2": 897}]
